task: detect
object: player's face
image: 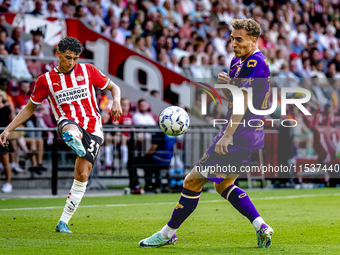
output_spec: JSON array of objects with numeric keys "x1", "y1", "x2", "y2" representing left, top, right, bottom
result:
[
  {"x1": 57, "y1": 50, "x2": 80, "y2": 73},
  {"x1": 231, "y1": 29, "x2": 257, "y2": 60}
]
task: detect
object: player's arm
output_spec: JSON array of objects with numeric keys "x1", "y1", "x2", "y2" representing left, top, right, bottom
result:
[
  {"x1": 217, "y1": 72, "x2": 231, "y2": 98},
  {"x1": 105, "y1": 81, "x2": 122, "y2": 121},
  {"x1": 215, "y1": 90, "x2": 248, "y2": 155},
  {"x1": 0, "y1": 100, "x2": 38, "y2": 147}
]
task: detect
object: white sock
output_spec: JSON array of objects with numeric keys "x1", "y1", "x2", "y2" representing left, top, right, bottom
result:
[
  {"x1": 120, "y1": 145, "x2": 128, "y2": 164},
  {"x1": 104, "y1": 145, "x2": 113, "y2": 166},
  {"x1": 60, "y1": 179, "x2": 87, "y2": 224},
  {"x1": 252, "y1": 216, "x2": 265, "y2": 231},
  {"x1": 160, "y1": 224, "x2": 177, "y2": 239}
]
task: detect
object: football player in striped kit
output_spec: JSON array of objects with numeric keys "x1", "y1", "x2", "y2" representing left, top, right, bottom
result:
[{"x1": 0, "y1": 37, "x2": 122, "y2": 233}]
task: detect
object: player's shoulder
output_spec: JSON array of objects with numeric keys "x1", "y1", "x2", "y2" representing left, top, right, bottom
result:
[
  {"x1": 36, "y1": 72, "x2": 48, "y2": 85},
  {"x1": 82, "y1": 63, "x2": 93, "y2": 68},
  {"x1": 82, "y1": 63, "x2": 103, "y2": 74},
  {"x1": 82, "y1": 63, "x2": 97, "y2": 71},
  {"x1": 245, "y1": 50, "x2": 269, "y2": 69}
]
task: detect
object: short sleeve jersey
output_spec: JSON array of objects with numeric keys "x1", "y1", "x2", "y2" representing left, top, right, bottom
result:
[
  {"x1": 30, "y1": 63, "x2": 110, "y2": 139},
  {"x1": 220, "y1": 50, "x2": 270, "y2": 150}
]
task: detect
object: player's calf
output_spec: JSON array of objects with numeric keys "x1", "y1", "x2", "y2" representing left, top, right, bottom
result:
[
  {"x1": 217, "y1": 182, "x2": 273, "y2": 247},
  {"x1": 57, "y1": 179, "x2": 87, "y2": 232}
]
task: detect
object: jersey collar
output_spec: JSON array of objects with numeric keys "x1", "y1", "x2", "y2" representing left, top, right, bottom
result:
[
  {"x1": 54, "y1": 64, "x2": 76, "y2": 75},
  {"x1": 239, "y1": 49, "x2": 260, "y2": 64}
]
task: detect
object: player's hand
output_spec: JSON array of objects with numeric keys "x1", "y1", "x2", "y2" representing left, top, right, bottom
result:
[
  {"x1": 0, "y1": 130, "x2": 10, "y2": 148},
  {"x1": 214, "y1": 135, "x2": 232, "y2": 155},
  {"x1": 217, "y1": 72, "x2": 231, "y2": 84},
  {"x1": 111, "y1": 100, "x2": 122, "y2": 121}
]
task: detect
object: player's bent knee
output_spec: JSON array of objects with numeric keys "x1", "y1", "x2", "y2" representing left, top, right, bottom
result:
[
  {"x1": 76, "y1": 172, "x2": 89, "y2": 182},
  {"x1": 214, "y1": 178, "x2": 236, "y2": 195},
  {"x1": 183, "y1": 174, "x2": 203, "y2": 192},
  {"x1": 63, "y1": 124, "x2": 82, "y2": 136}
]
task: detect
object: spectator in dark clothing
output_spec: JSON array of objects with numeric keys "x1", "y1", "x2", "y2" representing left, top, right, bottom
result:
[
  {"x1": 0, "y1": 89, "x2": 14, "y2": 193},
  {"x1": 4, "y1": 27, "x2": 25, "y2": 55},
  {"x1": 134, "y1": 130, "x2": 176, "y2": 193},
  {"x1": 0, "y1": 15, "x2": 8, "y2": 36},
  {"x1": 0, "y1": 0, "x2": 11, "y2": 13},
  {"x1": 30, "y1": 0, "x2": 44, "y2": 16}
]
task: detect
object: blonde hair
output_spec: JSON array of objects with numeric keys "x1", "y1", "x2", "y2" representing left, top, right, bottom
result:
[{"x1": 230, "y1": 19, "x2": 261, "y2": 39}]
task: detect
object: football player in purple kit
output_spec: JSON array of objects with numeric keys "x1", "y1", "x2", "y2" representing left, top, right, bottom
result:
[{"x1": 138, "y1": 19, "x2": 274, "y2": 249}]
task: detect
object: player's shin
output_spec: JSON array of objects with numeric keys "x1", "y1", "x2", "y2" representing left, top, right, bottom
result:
[
  {"x1": 220, "y1": 184, "x2": 264, "y2": 231},
  {"x1": 160, "y1": 188, "x2": 201, "y2": 238},
  {"x1": 59, "y1": 179, "x2": 87, "y2": 224}
]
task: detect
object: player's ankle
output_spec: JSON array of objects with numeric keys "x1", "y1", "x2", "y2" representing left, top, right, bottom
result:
[
  {"x1": 252, "y1": 216, "x2": 265, "y2": 231},
  {"x1": 160, "y1": 224, "x2": 177, "y2": 239}
]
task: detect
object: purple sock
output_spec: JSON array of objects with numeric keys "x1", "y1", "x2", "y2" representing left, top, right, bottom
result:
[
  {"x1": 221, "y1": 184, "x2": 260, "y2": 222},
  {"x1": 167, "y1": 188, "x2": 201, "y2": 229}
]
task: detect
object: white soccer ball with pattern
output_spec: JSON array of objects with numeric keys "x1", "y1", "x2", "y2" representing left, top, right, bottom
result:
[{"x1": 159, "y1": 106, "x2": 190, "y2": 136}]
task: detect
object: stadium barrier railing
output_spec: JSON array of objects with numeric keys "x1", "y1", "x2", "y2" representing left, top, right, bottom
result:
[
  {"x1": 0, "y1": 126, "x2": 221, "y2": 195},
  {"x1": 3, "y1": 125, "x2": 323, "y2": 194}
]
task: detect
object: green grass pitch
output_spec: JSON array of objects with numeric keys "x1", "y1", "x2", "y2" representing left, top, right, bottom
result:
[{"x1": 1, "y1": 188, "x2": 340, "y2": 254}]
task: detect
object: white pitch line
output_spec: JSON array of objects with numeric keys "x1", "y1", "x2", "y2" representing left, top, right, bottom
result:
[{"x1": 0, "y1": 193, "x2": 340, "y2": 212}]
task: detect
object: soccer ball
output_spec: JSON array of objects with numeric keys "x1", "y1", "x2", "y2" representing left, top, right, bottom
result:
[{"x1": 159, "y1": 106, "x2": 190, "y2": 136}]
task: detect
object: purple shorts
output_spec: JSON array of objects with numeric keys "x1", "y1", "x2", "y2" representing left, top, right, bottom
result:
[{"x1": 196, "y1": 134, "x2": 252, "y2": 184}]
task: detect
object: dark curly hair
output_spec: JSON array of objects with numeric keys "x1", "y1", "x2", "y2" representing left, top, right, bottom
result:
[{"x1": 58, "y1": 37, "x2": 84, "y2": 55}]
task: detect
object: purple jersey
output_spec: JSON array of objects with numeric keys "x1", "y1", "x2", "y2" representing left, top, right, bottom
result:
[{"x1": 219, "y1": 50, "x2": 270, "y2": 150}]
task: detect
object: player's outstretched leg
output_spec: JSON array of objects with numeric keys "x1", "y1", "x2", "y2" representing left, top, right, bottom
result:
[
  {"x1": 139, "y1": 170, "x2": 208, "y2": 248},
  {"x1": 56, "y1": 179, "x2": 87, "y2": 233},
  {"x1": 62, "y1": 130, "x2": 86, "y2": 157},
  {"x1": 216, "y1": 181, "x2": 273, "y2": 248},
  {"x1": 56, "y1": 157, "x2": 92, "y2": 233}
]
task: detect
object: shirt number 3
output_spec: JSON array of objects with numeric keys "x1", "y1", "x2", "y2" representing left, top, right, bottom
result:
[{"x1": 88, "y1": 139, "x2": 100, "y2": 159}]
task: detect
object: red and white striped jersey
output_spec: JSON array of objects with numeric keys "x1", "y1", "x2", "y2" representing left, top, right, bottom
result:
[{"x1": 30, "y1": 63, "x2": 110, "y2": 140}]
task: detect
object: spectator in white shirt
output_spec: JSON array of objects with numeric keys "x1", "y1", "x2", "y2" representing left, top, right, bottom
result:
[
  {"x1": 181, "y1": 0, "x2": 194, "y2": 15},
  {"x1": 292, "y1": 24, "x2": 307, "y2": 46},
  {"x1": 103, "y1": 17, "x2": 125, "y2": 44},
  {"x1": 86, "y1": 3, "x2": 107, "y2": 33},
  {"x1": 42, "y1": 0, "x2": 62, "y2": 18},
  {"x1": 171, "y1": 1, "x2": 183, "y2": 27},
  {"x1": 105, "y1": 0, "x2": 124, "y2": 19},
  {"x1": 324, "y1": 25, "x2": 339, "y2": 50},
  {"x1": 118, "y1": 16, "x2": 131, "y2": 38},
  {"x1": 166, "y1": 54, "x2": 182, "y2": 74},
  {"x1": 212, "y1": 28, "x2": 227, "y2": 56},
  {"x1": 132, "y1": 99, "x2": 157, "y2": 126},
  {"x1": 298, "y1": 58, "x2": 312, "y2": 78},
  {"x1": 25, "y1": 29, "x2": 44, "y2": 58},
  {"x1": 5, "y1": 43, "x2": 32, "y2": 80}
]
